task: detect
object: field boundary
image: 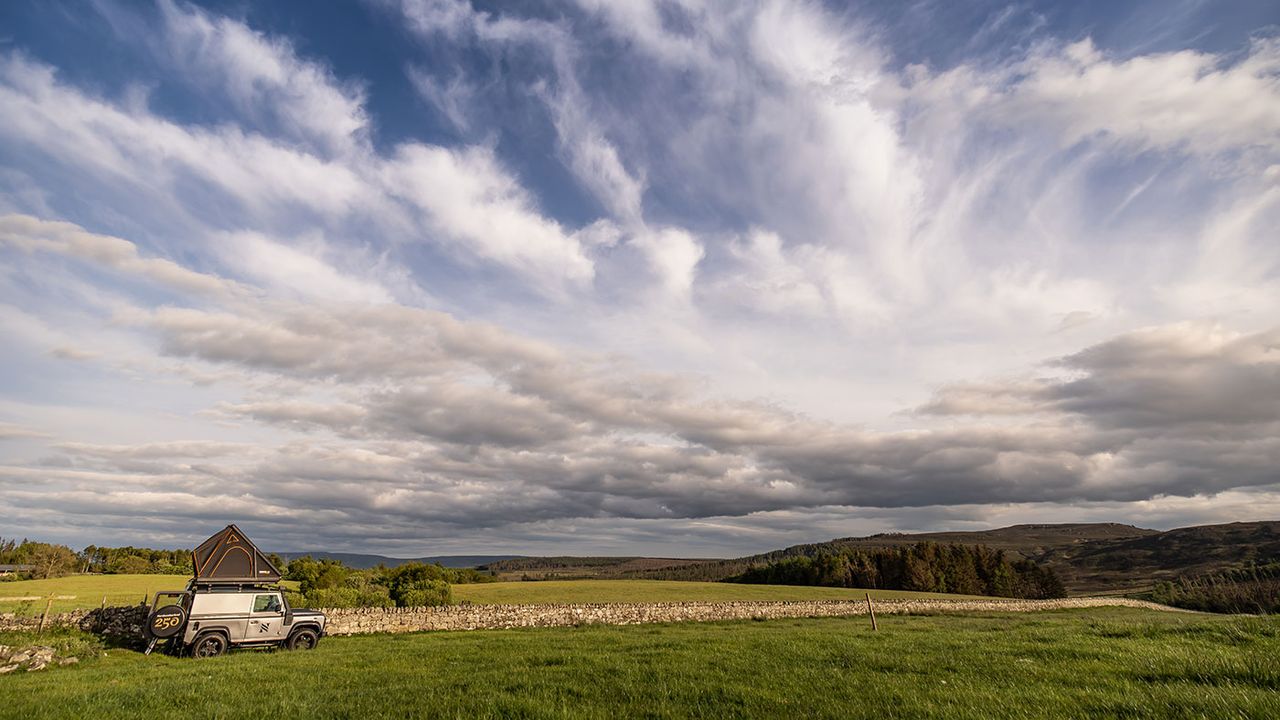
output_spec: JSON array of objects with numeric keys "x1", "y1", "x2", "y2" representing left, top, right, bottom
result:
[
  {"x1": 321, "y1": 597, "x2": 1190, "y2": 635},
  {"x1": 0, "y1": 597, "x2": 1191, "y2": 639}
]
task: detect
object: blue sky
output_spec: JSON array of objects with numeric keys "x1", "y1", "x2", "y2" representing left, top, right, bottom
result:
[{"x1": 1, "y1": 0, "x2": 1278, "y2": 556}]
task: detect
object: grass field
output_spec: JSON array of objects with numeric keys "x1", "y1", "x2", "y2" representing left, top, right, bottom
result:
[
  {"x1": 452, "y1": 579, "x2": 991, "y2": 604},
  {"x1": 1, "y1": 576, "x2": 985, "y2": 615},
  {"x1": 0, "y1": 575, "x2": 192, "y2": 614},
  {"x1": 1, "y1": 608, "x2": 1276, "y2": 719}
]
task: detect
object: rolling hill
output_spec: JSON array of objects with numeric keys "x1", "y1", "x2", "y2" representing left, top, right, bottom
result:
[
  {"x1": 276, "y1": 552, "x2": 523, "y2": 569},
  {"x1": 482, "y1": 521, "x2": 1280, "y2": 593}
]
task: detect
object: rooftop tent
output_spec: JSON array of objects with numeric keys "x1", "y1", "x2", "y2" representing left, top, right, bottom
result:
[{"x1": 192, "y1": 524, "x2": 281, "y2": 583}]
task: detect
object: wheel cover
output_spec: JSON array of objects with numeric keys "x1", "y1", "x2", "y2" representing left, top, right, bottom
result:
[
  {"x1": 294, "y1": 632, "x2": 315, "y2": 650},
  {"x1": 147, "y1": 605, "x2": 187, "y2": 639},
  {"x1": 195, "y1": 636, "x2": 223, "y2": 657}
]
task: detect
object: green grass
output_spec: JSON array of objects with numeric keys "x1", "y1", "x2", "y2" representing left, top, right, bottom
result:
[
  {"x1": 1, "y1": 576, "x2": 985, "y2": 615},
  {"x1": 452, "y1": 579, "x2": 991, "y2": 605},
  {"x1": 0, "y1": 576, "x2": 306, "y2": 615},
  {"x1": 1, "y1": 609, "x2": 1276, "y2": 719},
  {"x1": 0, "y1": 575, "x2": 192, "y2": 614}
]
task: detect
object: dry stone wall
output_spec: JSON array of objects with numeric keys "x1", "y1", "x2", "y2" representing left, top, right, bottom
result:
[
  {"x1": 320, "y1": 597, "x2": 1185, "y2": 636},
  {"x1": 0, "y1": 605, "x2": 148, "y2": 646},
  {"x1": 1, "y1": 598, "x2": 1184, "y2": 641}
]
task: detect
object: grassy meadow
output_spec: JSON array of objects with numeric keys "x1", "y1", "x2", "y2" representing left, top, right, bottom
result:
[
  {"x1": 0, "y1": 575, "x2": 192, "y2": 614},
  {"x1": 1, "y1": 576, "x2": 984, "y2": 615},
  {"x1": 452, "y1": 579, "x2": 991, "y2": 604},
  {"x1": 1, "y1": 608, "x2": 1277, "y2": 719}
]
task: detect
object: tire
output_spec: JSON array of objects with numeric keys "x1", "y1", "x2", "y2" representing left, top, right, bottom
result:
[
  {"x1": 287, "y1": 628, "x2": 319, "y2": 651},
  {"x1": 191, "y1": 632, "x2": 228, "y2": 659}
]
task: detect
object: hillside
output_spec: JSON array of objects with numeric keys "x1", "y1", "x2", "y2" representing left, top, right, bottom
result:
[
  {"x1": 481, "y1": 521, "x2": 1280, "y2": 594},
  {"x1": 276, "y1": 552, "x2": 523, "y2": 569},
  {"x1": 1043, "y1": 521, "x2": 1280, "y2": 591}
]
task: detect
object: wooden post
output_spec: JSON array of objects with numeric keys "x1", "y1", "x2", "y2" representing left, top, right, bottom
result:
[
  {"x1": 38, "y1": 594, "x2": 53, "y2": 633},
  {"x1": 865, "y1": 592, "x2": 878, "y2": 631}
]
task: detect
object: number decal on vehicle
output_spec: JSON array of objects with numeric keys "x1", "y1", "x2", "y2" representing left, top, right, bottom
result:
[{"x1": 148, "y1": 605, "x2": 188, "y2": 638}]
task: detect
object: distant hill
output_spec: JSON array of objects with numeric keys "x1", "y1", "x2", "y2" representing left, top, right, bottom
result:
[
  {"x1": 479, "y1": 521, "x2": 1280, "y2": 594},
  {"x1": 276, "y1": 551, "x2": 524, "y2": 569},
  {"x1": 481, "y1": 556, "x2": 715, "y2": 579}
]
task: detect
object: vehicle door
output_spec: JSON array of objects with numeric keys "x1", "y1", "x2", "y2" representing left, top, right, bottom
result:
[{"x1": 244, "y1": 592, "x2": 287, "y2": 641}]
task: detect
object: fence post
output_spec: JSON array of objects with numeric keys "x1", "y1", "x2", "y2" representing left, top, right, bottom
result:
[
  {"x1": 865, "y1": 592, "x2": 878, "y2": 631},
  {"x1": 38, "y1": 594, "x2": 54, "y2": 633}
]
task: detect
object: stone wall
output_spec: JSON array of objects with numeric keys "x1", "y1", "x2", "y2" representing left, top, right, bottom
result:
[
  {"x1": 320, "y1": 597, "x2": 1184, "y2": 636},
  {"x1": 0, "y1": 605, "x2": 148, "y2": 646},
  {"x1": 1, "y1": 597, "x2": 1183, "y2": 641}
]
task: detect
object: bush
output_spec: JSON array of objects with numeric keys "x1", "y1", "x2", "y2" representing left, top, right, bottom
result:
[
  {"x1": 107, "y1": 555, "x2": 153, "y2": 574},
  {"x1": 1150, "y1": 564, "x2": 1280, "y2": 614},
  {"x1": 302, "y1": 587, "x2": 359, "y2": 608},
  {"x1": 395, "y1": 580, "x2": 452, "y2": 607}
]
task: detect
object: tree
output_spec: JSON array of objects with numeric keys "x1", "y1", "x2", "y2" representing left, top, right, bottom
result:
[
  {"x1": 28, "y1": 543, "x2": 78, "y2": 579},
  {"x1": 108, "y1": 555, "x2": 152, "y2": 574}
]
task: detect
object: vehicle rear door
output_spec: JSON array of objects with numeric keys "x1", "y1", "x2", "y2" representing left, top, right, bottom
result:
[{"x1": 244, "y1": 593, "x2": 287, "y2": 641}]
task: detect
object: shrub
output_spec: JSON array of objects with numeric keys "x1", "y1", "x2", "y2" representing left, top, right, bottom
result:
[{"x1": 395, "y1": 580, "x2": 452, "y2": 607}]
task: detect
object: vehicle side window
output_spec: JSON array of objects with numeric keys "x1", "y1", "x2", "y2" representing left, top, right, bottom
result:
[{"x1": 253, "y1": 594, "x2": 281, "y2": 613}]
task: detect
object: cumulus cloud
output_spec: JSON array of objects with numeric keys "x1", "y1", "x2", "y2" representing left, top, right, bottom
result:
[
  {"x1": 10, "y1": 215, "x2": 1276, "y2": 534},
  {"x1": 920, "y1": 323, "x2": 1280, "y2": 431}
]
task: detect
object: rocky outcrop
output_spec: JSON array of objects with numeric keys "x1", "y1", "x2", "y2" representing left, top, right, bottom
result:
[{"x1": 0, "y1": 644, "x2": 80, "y2": 673}]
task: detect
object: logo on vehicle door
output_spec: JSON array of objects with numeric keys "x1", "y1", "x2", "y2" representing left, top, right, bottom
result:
[{"x1": 257, "y1": 622, "x2": 270, "y2": 633}]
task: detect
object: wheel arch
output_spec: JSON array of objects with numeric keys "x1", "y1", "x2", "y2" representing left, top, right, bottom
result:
[
  {"x1": 190, "y1": 625, "x2": 233, "y2": 643},
  {"x1": 290, "y1": 621, "x2": 323, "y2": 636}
]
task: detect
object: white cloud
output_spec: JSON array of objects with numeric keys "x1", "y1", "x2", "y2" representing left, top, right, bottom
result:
[
  {"x1": 158, "y1": 0, "x2": 369, "y2": 155},
  {"x1": 1008, "y1": 38, "x2": 1280, "y2": 158},
  {"x1": 2, "y1": 1, "x2": 1279, "y2": 552},
  {"x1": 218, "y1": 230, "x2": 393, "y2": 304},
  {"x1": 0, "y1": 213, "x2": 233, "y2": 296}
]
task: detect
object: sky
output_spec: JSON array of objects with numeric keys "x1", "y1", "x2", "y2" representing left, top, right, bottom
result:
[{"x1": 0, "y1": 0, "x2": 1278, "y2": 557}]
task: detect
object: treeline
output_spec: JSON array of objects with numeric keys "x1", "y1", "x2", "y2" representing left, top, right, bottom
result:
[
  {"x1": 82, "y1": 545, "x2": 194, "y2": 575},
  {"x1": 1150, "y1": 563, "x2": 1280, "y2": 614},
  {"x1": 731, "y1": 542, "x2": 1067, "y2": 599},
  {"x1": 0, "y1": 539, "x2": 79, "y2": 579},
  {"x1": 0, "y1": 538, "x2": 200, "y2": 579},
  {"x1": 284, "y1": 556, "x2": 496, "y2": 608}
]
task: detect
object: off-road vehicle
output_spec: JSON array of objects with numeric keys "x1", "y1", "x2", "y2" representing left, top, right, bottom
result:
[{"x1": 144, "y1": 525, "x2": 326, "y2": 658}]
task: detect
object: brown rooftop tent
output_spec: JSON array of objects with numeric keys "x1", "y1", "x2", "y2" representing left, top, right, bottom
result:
[{"x1": 192, "y1": 524, "x2": 281, "y2": 584}]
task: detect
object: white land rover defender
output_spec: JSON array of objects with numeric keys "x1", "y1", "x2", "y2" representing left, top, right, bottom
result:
[
  {"x1": 144, "y1": 524, "x2": 326, "y2": 658},
  {"x1": 146, "y1": 582, "x2": 327, "y2": 657}
]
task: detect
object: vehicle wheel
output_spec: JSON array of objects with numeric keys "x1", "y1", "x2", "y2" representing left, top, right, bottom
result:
[
  {"x1": 287, "y1": 628, "x2": 319, "y2": 651},
  {"x1": 191, "y1": 632, "x2": 228, "y2": 659}
]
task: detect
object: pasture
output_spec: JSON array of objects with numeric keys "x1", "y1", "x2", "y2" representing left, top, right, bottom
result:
[
  {"x1": 0, "y1": 575, "x2": 192, "y2": 614},
  {"x1": 451, "y1": 579, "x2": 991, "y2": 604},
  {"x1": 1, "y1": 608, "x2": 1276, "y2": 719},
  {"x1": 0, "y1": 576, "x2": 983, "y2": 615}
]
